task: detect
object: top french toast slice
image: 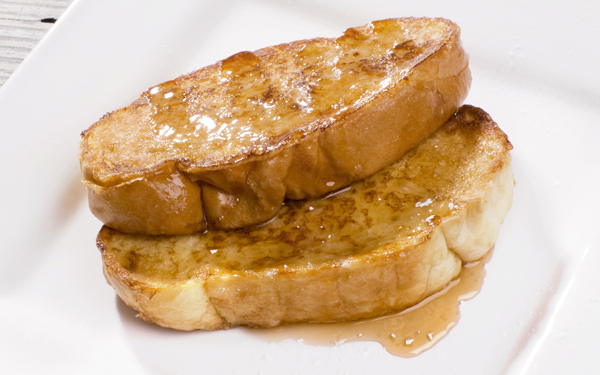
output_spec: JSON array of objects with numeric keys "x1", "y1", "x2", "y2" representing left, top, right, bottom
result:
[
  {"x1": 98, "y1": 105, "x2": 514, "y2": 330},
  {"x1": 80, "y1": 17, "x2": 471, "y2": 234}
]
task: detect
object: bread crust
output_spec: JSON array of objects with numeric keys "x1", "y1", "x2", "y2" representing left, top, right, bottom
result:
[
  {"x1": 98, "y1": 106, "x2": 513, "y2": 330},
  {"x1": 81, "y1": 18, "x2": 471, "y2": 234}
]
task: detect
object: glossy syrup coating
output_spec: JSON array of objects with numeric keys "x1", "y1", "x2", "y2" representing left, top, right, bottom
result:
[
  {"x1": 98, "y1": 106, "x2": 514, "y2": 330},
  {"x1": 87, "y1": 20, "x2": 446, "y2": 168},
  {"x1": 81, "y1": 18, "x2": 471, "y2": 234}
]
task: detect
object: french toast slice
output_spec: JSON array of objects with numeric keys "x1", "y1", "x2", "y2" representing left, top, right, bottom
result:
[
  {"x1": 81, "y1": 17, "x2": 471, "y2": 235},
  {"x1": 98, "y1": 106, "x2": 513, "y2": 330}
]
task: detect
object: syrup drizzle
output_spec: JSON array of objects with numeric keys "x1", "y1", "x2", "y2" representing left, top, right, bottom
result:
[
  {"x1": 251, "y1": 249, "x2": 493, "y2": 357},
  {"x1": 140, "y1": 22, "x2": 427, "y2": 163}
]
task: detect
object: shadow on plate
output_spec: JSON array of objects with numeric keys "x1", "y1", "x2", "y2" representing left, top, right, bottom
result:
[{"x1": 0, "y1": 166, "x2": 87, "y2": 293}]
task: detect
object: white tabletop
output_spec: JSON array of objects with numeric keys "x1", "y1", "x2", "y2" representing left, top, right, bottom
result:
[{"x1": 0, "y1": 0, "x2": 73, "y2": 86}]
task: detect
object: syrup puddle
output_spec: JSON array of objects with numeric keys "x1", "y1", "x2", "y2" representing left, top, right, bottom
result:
[{"x1": 250, "y1": 249, "x2": 493, "y2": 357}]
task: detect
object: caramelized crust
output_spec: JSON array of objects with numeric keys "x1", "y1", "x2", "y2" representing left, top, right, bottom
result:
[
  {"x1": 81, "y1": 17, "x2": 471, "y2": 234},
  {"x1": 98, "y1": 106, "x2": 513, "y2": 330}
]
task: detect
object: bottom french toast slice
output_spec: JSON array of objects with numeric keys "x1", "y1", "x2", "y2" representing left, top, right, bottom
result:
[{"x1": 97, "y1": 105, "x2": 513, "y2": 330}]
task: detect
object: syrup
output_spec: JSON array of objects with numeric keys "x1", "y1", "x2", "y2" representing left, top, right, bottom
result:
[
  {"x1": 141, "y1": 22, "x2": 428, "y2": 163},
  {"x1": 251, "y1": 249, "x2": 492, "y2": 357}
]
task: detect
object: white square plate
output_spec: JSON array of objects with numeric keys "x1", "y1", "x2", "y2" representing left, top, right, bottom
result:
[{"x1": 1, "y1": 1, "x2": 599, "y2": 373}]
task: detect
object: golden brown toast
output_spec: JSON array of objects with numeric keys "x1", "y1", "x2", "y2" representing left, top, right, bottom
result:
[
  {"x1": 81, "y1": 18, "x2": 471, "y2": 235},
  {"x1": 98, "y1": 106, "x2": 513, "y2": 330}
]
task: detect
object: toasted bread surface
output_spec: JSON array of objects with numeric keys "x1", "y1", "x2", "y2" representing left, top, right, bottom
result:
[
  {"x1": 81, "y1": 17, "x2": 471, "y2": 234},
  {"x1": 98, "y1": 106, "x2": 513, "y2": 330}
]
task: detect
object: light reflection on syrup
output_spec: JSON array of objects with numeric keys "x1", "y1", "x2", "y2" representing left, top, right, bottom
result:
[
  {"x1": 251, "y1": 249, "x2": 493, "y2": 357},
  {"x1": 140, "y1": 21, "x2": 430, "y2": 163}
]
